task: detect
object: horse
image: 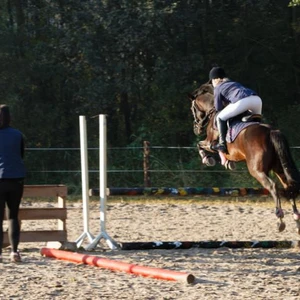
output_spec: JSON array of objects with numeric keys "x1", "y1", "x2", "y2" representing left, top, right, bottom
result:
[{"x1": 189, "y1": 83, "x2": 300, "y2": 233}]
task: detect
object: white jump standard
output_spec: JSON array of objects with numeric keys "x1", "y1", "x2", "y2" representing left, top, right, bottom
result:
[{"x1": 75, "y1": 114, "x2": 118, "y2": 250}]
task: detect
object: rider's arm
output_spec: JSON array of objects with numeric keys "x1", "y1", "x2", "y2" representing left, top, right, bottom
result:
[{"x1": 214, "y1": 90, "x2": 224, "y2": 112}]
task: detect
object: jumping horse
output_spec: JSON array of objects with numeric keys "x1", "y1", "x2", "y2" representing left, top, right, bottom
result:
[{"x1": 189, "y1": 83, "x2": 300, "y2": 233}]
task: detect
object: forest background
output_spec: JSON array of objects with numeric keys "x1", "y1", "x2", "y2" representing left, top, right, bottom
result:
[{"x1": 0, "y1": 0, "x2": 300, "y2": 194}]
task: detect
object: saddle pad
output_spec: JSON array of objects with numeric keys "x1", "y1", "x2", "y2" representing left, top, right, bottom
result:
[{"x1": 227, "y1": 120, "x2": 259, "y2": 143}]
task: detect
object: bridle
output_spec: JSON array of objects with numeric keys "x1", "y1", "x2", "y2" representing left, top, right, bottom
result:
[{"x1": 191, "y1": 99, "x2": 215, "y2": 134}]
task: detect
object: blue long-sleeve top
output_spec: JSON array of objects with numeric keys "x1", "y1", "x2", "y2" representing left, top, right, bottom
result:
[
  {"x1": 214, "y1": 80, "x2": 257, "y2": 111},
  {"x1": 0, "y1": 127, "x2": 26, "y2": 178}
]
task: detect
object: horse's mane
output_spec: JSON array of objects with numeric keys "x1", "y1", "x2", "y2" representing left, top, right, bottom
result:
[{"x1": 190, "y1": 82, "x2": 214, "y2": 100}]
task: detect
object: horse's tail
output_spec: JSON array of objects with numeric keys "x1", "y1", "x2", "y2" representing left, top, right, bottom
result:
[{"x1": 270, "y1": 130, "x2": 300, "y2": 198}]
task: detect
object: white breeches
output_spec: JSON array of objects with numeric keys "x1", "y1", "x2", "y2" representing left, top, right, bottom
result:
[{"x1": 217, "y1": 95, "x2": 262, "y2": 121}]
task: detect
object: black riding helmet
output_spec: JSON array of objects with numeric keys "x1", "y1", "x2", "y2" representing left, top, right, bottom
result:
[{"x1": 208, "y1": 67, "x2": 226, "y2": 83}]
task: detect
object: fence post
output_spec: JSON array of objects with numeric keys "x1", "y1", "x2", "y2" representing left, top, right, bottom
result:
[{"x1": 143, "y1": 141, "x2": 151, "y2": 187}]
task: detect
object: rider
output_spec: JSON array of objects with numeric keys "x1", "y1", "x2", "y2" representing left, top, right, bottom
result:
[{"x1": 208, "y1": 66, "x2": 262, "y2": 153}]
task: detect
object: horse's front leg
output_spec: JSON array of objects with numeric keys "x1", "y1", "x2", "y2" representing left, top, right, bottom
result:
[
  {"x1": 197, "y1": 142, "x2": 216, "y2": 167},
  {"x1": 290, "y1": 198, "x2": 300, "y2": 234}
]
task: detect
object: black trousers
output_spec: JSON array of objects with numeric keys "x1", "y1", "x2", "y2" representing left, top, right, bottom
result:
[{"x1": 0, "y1": 179, "x2": 24, "y2": 253}]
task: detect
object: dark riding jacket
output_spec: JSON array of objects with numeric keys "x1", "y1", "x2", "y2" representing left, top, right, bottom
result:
[{"x1": 214, "y1": 81, "x2": 257, "y2": 111}]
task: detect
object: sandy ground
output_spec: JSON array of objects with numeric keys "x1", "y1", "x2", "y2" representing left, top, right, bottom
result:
[{"x1": 1, "y1": 197, "x2": 300, "y2": 300}]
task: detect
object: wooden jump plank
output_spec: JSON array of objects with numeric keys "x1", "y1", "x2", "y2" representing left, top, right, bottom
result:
[
  {"x1": 23, "y1": 185, "x2": 68, "y2": 198},
  {"x1": 3, "y1": 208, "x2": 67, "y2": 220},
  {"x1": 2, "y1": 185, "x2": 68, "y2": 246},
  {"x1": 3, "y1": 231, "x2": 67, "y2": 243}
]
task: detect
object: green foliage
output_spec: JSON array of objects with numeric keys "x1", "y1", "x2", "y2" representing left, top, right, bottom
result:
[
  {"x1": 0, "y1": 0, "x2": 299, "y2": 190},
  {"x1": 23, "y1": 146, "x2": 268, "y2": 194},
  {"x1": 289, "y1": 0, "x2": 300, "y2": 7}
]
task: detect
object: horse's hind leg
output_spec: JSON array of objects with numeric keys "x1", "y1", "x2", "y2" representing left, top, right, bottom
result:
[
  {"x1": 274, "y1": 171, "x2": 300, "y2": 234},
  {"x1": 248, "y1": 169, "x2": 286, "y2": 232},
  {"x1": 268, "y1": 180, "x2": 286, "y2": 232},
  {"x1": 289, "y1": 198, "x2": 300, "y2": 234}
]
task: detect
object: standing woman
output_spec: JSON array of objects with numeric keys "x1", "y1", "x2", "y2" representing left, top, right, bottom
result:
[{"x1": 0, "y1": 105, "x2": 26, "y2": 262}]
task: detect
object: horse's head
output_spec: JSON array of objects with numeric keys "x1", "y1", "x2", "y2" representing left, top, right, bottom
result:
[{"x1": 189, "y1": 83, "x2": 215, "y2": 135}]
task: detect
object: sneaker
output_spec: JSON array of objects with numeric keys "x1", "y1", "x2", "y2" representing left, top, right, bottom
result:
[{"x1": 10, "y1": 251, "x2": 21, "y2": 262}]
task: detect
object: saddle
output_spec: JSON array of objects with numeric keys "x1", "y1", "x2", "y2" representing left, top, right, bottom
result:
[
  {"x1": 229, "y1": 112, "x2": 262, "y2": 142},
  {"x1": 215, "y1": 111, "x2": 262, "y2": 143},
  {"x1": 241, "y1": 112, "x2": 262, "y2": 123}
]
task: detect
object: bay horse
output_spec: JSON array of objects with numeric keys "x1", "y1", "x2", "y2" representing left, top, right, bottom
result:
[{"x1": 189, "y1": 83, "x2": 300, "y2": 233}]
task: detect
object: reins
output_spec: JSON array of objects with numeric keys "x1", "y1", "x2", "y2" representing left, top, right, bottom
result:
[{"x1": 191, "y1": 99, "x2": 215, "y2": 131}]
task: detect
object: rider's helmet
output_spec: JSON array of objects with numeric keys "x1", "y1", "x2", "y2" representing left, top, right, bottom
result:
[{"x1": 208, "y1": 67, "x2": 226, "y2": 83}]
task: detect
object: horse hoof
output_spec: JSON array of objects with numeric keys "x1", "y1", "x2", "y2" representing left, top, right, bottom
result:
[
  {"x1": 227, "y1": 161, "x2": 236, "y2": 170},
  {"x1": 224, "y1": 160, "x2": 236, "y2": 171},
  {"x1": 205, "y1": 156, "x2": 216, "y2": 167},
  {"x1": 277, "y1": 222, "x2": 286, "y2": 232}
]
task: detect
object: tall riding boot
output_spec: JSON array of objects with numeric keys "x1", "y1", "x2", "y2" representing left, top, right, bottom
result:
[{"x1": 212, "y1": 118, "x2": 228, "y2": 153}]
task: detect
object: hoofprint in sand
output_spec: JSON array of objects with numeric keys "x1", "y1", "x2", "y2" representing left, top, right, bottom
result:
[{"x1": 1, "y1": 198, "x2": 300, "y2": 300}]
